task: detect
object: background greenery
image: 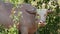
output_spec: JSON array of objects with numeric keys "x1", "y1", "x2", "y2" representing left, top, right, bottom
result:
[{"x1": 0, "y1": 0, "x2": 60, "y2": 34}]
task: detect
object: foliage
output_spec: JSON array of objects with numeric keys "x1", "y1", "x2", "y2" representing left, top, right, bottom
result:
[
  {"x1": 0, "y1": 24, "x2": 18, "y2": 34},
  {"x1": 0, "y1": 0, "x2": 60, "y2": 34},
  {"x1": 34, "y1": 0, "x2": 60, "y2": 34}
]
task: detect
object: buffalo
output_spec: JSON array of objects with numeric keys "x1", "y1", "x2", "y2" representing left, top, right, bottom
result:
[{"x1": 0, "y1": 1, "x2": 52, "y2": 34}]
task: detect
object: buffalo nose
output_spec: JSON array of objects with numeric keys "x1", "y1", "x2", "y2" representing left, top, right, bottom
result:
[
  {"x1": 39, "y1": 20, "x2": 45, "y2": 24},
  {"x1": 38, "y1": 20, "x2": 47, "y2": 27}
]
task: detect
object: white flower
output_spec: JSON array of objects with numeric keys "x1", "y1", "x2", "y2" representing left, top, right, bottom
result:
[
  {"x1": 47, "y1": 5, "x2": 50, "y2": 9},
  {"x1": 19, "y1": 12, "x2": 22, "y2": 14},
  {"x1": 55, "y1": 5, "x2": 57, "y2": 8},
  {"x1": 42, "y1": 3, "x2": 45, "y2": 9},
  {"x1": 31, "y1": 1, "x2": 37, "y2": 6},
  {"x1": 42, "y1": 3, "x2": 45, "y2": 6},
  {"x1": 59, "y1": 7, "x2": 60, "y2": 9},
  {"x1": 53, "y1": 16, "x2": 56, "y2": 19},
  {"x1": 13, "y1": 11, "x2": 16, "y2": 14},
  {"x1": 48, "y1": 1, "x2": 51, "y2": 5}
]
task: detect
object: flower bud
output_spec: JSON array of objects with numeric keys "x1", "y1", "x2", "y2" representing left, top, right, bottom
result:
[{"x1": 42, "y1": 3, "x2": 45, "y2": 9}]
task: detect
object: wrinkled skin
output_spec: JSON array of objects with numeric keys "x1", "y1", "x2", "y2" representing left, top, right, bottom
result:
[
  {"x1": 0, "y1": 2, "x2": 37, "y2": 34},
  {"x1": 0, "y1": 1, "x2": 52, "y2": 34},
  {"x1": 17, "y1": 4, "x2": 37, "y2": 34}
]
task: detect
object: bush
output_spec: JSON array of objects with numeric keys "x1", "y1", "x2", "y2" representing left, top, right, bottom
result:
[{"x1": 1, "y1": 0, "x2": 60, "y2": 34}]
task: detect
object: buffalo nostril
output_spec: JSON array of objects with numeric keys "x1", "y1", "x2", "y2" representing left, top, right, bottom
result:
[
  {"x1": 38, "y1": 21, "x2": 43, "y2": 24},
  {"x1": 39, "y1": 21, "x2": 43, "y2": 23},
  {"x1": 40, "y1": 22, "x2": 41, "y2": 23},
  {"x1": 40, "y1": 20, "x2": 43, "y2": 23}
]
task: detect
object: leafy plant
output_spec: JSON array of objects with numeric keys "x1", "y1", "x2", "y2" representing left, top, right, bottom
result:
[{"x1": 0, "y1": 0, "x2": 60, "y2": 34}]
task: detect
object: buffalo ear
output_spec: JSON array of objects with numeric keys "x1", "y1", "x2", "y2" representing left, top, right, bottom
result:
[{"x1": 47, "y1": 9, "x2": 53, "y2": 13}]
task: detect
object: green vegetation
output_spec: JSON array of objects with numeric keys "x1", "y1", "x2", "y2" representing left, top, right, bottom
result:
[{"x1": 0, "y1": 0, "x2": 60, "y2": 34}]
